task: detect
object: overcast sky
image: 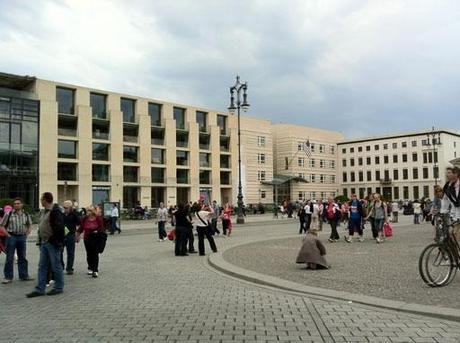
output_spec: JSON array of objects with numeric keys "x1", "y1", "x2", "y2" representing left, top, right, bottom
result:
[{"x1": 1, "y1": 0, "x2": 459, "y2": 138}]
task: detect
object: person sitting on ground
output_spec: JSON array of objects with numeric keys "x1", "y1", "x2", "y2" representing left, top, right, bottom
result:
[{"x1": 296, "y1": 229, "x2": 329, "y2": 270}]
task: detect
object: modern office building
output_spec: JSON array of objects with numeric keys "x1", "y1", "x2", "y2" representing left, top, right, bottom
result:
[{"x1": 338, "y1": 130, "x2": 460, "y2": 200}]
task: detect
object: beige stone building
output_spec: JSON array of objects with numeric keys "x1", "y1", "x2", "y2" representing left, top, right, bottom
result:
[
  {"x1": 338, "y1": 130, "x2": 460, "y2": 201},
  {"x1": 271, "y1": 124, "x2": 344, "y2": 203}
]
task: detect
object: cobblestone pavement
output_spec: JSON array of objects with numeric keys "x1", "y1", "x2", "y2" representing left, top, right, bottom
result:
[
  {"x1": 2, "y1": 219, "x2": 460, "y2": 342},
  {"x1": 223, "y1": 217, "x2": 460, "y2": 309}
]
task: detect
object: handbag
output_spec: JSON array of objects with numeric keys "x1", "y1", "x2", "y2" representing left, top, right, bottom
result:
[
  {"x1": 384, "y1": 222, "x2": 393, "y2": 238},
  {"x1": 167, "y1": 229, "x2": 176, "y2": 241}
]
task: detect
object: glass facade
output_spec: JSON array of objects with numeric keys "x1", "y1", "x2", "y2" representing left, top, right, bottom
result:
[
  {"x1": 92, "y1": 164, "x2": 110, "y2": 182},
  {"x1": 92, "y1": 143, "x2": 109, "y2": 161},
  {"x1": 123, "y1": 146, "x2": 138, "y2": 163},
  {"x1": 58, "y1": 140, "x2": 77, "y2": 159},
  {"x1": 148, "y1": 103, "x2": 162, "y2": 126},
  {"x1": 121, "y1": 98, "x2": 135, "y2": 123},
  {"x1": 90, "y1": 93, "x2": 107, "y2": 119},
  {"x1": 196, "y1": 111, "x2": 207, "y2": 132},
  {"x1": 0, "y1": 96, "x2": 39, "y2": 208},
  {"x1": 173, "y1": 107, "x2": 186, "y2": 130},
  {"x1": 56, "y1": 87, "x2": 75, "y2": 114}
]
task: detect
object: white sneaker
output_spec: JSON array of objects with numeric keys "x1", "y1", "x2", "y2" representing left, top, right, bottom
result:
[
  {"x1": 163, "y1": 238, "x2": 168, "y2": 241},
  {"x1": 87, "y1": 271, "x2": 93, "y2": 275},
  {"x1": 358, "y1": 237, "x2": 364, "y2": 242},
  {"x1": 92, "y1": 272, "x2": 98, "y2": 278},
  {"x1": 376, "y1": 238, "x2": 381, "y2": 244},
  {"x1": 158, "y1": 239, "x2": 163, "y2": 242}
]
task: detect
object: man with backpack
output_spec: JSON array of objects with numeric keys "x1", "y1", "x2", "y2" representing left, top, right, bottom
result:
[
  {"x1": 27, "y1": 192, "x2": 65, "y2": 297},
  {"x1": 325, "y1": 197, "x2": 341, "y2": 242},
  {"x1": 0, "y1": 197, "x2": 34, "y2": 284}
]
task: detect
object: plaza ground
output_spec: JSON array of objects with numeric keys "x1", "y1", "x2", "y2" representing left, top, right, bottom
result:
[{"x1": 2, "y1": 216, "x2": 460, "y2": 342}]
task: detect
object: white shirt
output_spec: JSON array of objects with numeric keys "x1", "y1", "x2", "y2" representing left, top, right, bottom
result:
[
  {"x1": 304, "y1": 204, "x2": 312, "y2": 214},
  {"x1": 157, "y1": 207, "x2": 168, "y2": 222},
  {"x1": 111, "y1": 207, "x2": 119, "y2": 218},
  {"x1": 441, "y1": 180, "x2": 460, "y2": 221},
  {"x1": 413, "y1": 203, "x2": 422, "y2": 214},
  {"x1": 195, "y1": 210, "x2": 213, "y2": 227},
  {"x1": 391, "y1": 202, "x2": 399, "y2": 212}
]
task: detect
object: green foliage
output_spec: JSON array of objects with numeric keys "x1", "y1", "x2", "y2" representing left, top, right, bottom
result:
[{"x1": 334, "y1": 195, "x2": 349, "y2": 203}]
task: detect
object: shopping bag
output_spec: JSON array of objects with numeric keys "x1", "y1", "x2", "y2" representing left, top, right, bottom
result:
[
  {"x1": 384, "y1": 222, "x2": 393, "y2": 238},
  {"x1": 167, "y1": 229, "x2": 176, "y2": 241}
]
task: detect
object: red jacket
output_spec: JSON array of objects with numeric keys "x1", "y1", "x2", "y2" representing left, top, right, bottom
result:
[{"x1": 77, "y1": 216, "x2": 104, "y2": 240}]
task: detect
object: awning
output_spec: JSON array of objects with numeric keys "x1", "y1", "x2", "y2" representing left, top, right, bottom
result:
[
  {"x1": 0, "y1": 72, "x2": 36, "y2": 90},
  {"x1": 260, "y1": 174, "x2": 309, "y2": 186},
  {"x1": 450, "y1": 158, "x2": 460, "y2": 167}
]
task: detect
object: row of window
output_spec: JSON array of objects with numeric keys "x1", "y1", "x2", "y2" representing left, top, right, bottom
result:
[
  {"x1": 297, "y1": 158, "x2": 336, "y2": 169},
  {"x1": 57, "y1": 163, "x2": 231, "y2": 185},
  {"x1": 57, "y1": 87, "x2": 229, "y2": 134},
  {"x1": 298, "y1": 142, "x2": 335, "y2": 155},
  {"x1": 342, "y1": 166, "x2": 439, "y2": 183},
  {"x1": 343, "y1": 185, "x2": 431, "y2": 201},
  {"x1": 298, "y1": 173, "x2": 336, "y2": 184},
  {"x1": 341, "y1": 138, "x2": 440, "y2": 154},
  {"x1": 298, "y1": 191, "x2": 336, "y2": 201},
  {"x1": 342, "y1": 151, "x2": 438, "y2": 167}
]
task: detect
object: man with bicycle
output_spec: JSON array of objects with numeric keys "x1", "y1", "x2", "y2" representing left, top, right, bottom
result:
[{"x1": 441, "y1": 167, "x2": 460, "y2": 235}]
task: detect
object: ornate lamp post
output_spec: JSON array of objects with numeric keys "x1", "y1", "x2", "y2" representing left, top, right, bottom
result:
[
  {"x1": 425, "y1": 127, "x2": 442, "y2": 186},
  {"x1": 228, "y1": 76, "x2": 250, "y2": 224}
]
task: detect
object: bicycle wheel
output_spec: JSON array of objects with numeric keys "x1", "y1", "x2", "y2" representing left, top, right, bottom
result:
[{"x1": 420, "y1": 243, "x2": 455, "y2": 287}]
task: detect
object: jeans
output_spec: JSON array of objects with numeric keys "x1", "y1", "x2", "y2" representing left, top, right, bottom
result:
[
  {"x1": 84, "y1": 237, "x2": 100, "y2": 272},
  {"x1": 158, "y1": 221, "x2": 167, "y2": 240},
  {"x1": 110, "y1": 217, "x2": 120, "y2": 234},
  {"x1": 414, "y1": 213, "x2": 420, "y2": 224},
  {"x1": 62, "y1": 234, "x2": 76, "y2": 272},
  {"x1": 374, "y1": 218, "x2": 385, "y2": 234},
  {"x1": 348, "y1": 218, "x2": 363, "y2": 236},
  {"x1": 369, "y1": 217, "x2": 378, "y2": 238},
  {"x1": 299, "y1": 220, "x2": 306, "y2": 234},
  {"x1": 175, "y1": 226, "x2": 188, "y2": 256},
  {"x1": 211, "y1": 218, "x2": 220, "y2": 235},
  {"x1": 328, "y1": 220, "x2": 339, "y2": 240},
  {"x1": 4, "y1": 234, "x2": 29, "y2": 280},
  {"x1": 35, "y1": 243, "x2": 64, "y2": 293},
  {"x1": 197, "y1": 226, "x2": 217, "y2": 255}
]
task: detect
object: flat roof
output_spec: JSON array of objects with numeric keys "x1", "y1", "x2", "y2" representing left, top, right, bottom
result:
[
  {"x1": 0, "y1": 72, "x2": 36, "y2": 90},
  {"x1": 338, "y1": 129, "x2": 460, "y2": 145}
]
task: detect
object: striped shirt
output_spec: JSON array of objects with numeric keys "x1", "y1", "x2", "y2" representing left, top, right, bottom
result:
[{"x1": 0, "y1": 210, "x2": 32, "y2": 235}]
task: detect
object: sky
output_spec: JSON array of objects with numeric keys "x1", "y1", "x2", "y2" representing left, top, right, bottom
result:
[{"x1": 0, "y1": 0, "x2": 459, "y2": 138}]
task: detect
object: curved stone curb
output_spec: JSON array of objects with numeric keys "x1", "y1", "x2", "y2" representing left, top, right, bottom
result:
[{"x1": 208, "y1": 235, "x2": 460, "y2": 323}]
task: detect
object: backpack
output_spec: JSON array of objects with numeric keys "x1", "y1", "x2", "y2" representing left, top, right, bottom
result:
[
  {"x1": 326, "y1": 204, "x2": 336, "y2": 220},
  {"x1": 48, "y1": 204, "x2": 65, "y2": 246}
]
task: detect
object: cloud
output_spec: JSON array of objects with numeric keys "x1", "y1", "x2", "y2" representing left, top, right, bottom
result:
[{"x1": 0, "y1": 0, "x2": 459, "y2": 137}]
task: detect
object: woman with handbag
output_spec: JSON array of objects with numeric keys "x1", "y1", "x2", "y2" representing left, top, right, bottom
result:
[
  {"x1": 195, "y1": 205, "x2": 217, "y2": 256},
  {"x1": 76, "y1": 206, "x2": 105, "y2": 278},
  {"x1": 221, "y1": 203, "x2": 233, "y2": 236},
  {"x1": 365, "y1": 194, "x2": 388, "y2": 244}
]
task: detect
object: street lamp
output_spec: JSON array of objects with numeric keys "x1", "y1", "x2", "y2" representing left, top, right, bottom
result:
[
  {"x1": 425, "y1": 126, "x2": 442, "y2": 186},
  {"x1": 228, "y1": 75, "x2": 250, "y2": 224}
]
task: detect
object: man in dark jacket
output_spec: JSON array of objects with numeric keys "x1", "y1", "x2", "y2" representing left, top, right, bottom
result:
[
  {"x1": 27, "y1": 192, "x2": 65, "y2": 297},
  {"x1": 62, "y1": 200, "x2": 80, "y2": 275}
]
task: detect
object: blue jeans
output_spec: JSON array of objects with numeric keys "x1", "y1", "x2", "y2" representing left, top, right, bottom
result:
[
  {"x1": 35, "y1": 243, "x2": 64, "y2": 294},
  {"x1": 62, "y1": 234, "x2": 75, "y2": 272},
  {"x1": 4, "y1": 235, "x2": 29, "y2": 280}
]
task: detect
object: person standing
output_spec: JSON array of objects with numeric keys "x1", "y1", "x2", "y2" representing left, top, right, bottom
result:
[
  {"x1": 365, "y1": 193, "x2": 388, "y2": 244},
  {"x1": 195, "y1": 205, "x2": 218, "y2": 256},
  {"x1": 26, "y1": 192, "x2": 65, "y2": 297},
  {"x1": 325, "y1": 197, "x2": 340, "y2": 242},
  {"x1": 76, "y1": 206, "x2": 105, "y2": 278},
  {"x1": 345, "y1": 194, "x2": 364, "y2": 243},
  {"x1": 156, "y1": 202, "x2": 168, "y2": 242},
  {"x1": 109, "y1": 203, "x2": 120, "y2": 235},
  {"x1": 366, "y1": 195, "x2": 378, "y2": 240},
  {"x1": 210, "y1": 201, "x2": 221, "y2": 235},
  {"x1": 173, "y1": 204, "x2": 191, "y2": 256},
  {"x1": 298, "y1": 204, "x2": 307, "y2": 234},
  {"x1": 441, "y1": 167, "x2": 460, "y2": 238},
  {"x1": 391, "y1": 200, "x2": 399, "y2": 223},
  {"x1": 221, "y1": 203, "x2": 233, "y2": 236},
  {"x1": 310, "y1": 200, "x2": 320, "y2": 231},
  {"x1": 304, "y1": 200, "x2": 313, "y2": 232},
  {"x1": 62, "y1": 200, "x2": 80, "y2": 275},
  {"x1": 0, "y1": 198, "x2": 34, "y2": 284},
  {"x1": 413, "y1": 200, "x2": 422, "y2": 224},
  {"x1": 317, "y1": 198, "x2": 324, "y2": 231}
]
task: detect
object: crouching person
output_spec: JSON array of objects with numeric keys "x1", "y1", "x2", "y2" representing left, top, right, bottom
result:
[{"x1": 295, "y1": 229, "x2": 329, "y2": 270}]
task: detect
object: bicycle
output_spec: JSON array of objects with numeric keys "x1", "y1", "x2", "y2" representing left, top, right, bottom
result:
[{"x1": 418, "y1": 213, "x2": 460, "y2": 287}]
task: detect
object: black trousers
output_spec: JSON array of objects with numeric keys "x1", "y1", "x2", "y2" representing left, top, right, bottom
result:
[
  {"x1": 328, "y1": 220, "x2": 339, "y2": 240},
  {"x1": 84, "y1": 237, "x2": 99, "y2": 272},
  {"x1": 299, "y1": 220, "x2": 306, "y2": 234},
  {"x1": 305, "y1": 215, "x2": 312, "y2": 230},
  {"x1": 369, "y1": 218, "x2": 378, "y2": 238},
  {"x1": 175, "y1": 226, "x2": 188, "y2": 256},
  {"x1": 222, "y1": 219, "x2": 230, "y2": 235},
  {"x1": 197, "y1": 226, "x2": 217, "y2": 255},
  {"x1": 187, "y1": 226, "x2": 195, "y2": 252},
  {"x1": 211, "y1": 218, "x2": 220, "y2": 235}
]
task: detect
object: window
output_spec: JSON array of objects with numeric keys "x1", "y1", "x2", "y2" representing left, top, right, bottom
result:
[
  {"x1": 174, "y1": 107, "x2": 186, "y2": 130},
  {"x1": 258, "y1": 136, "x2": 266, "y2": 147},
  {"x1": 350, "y1": 147, "x2": 355, "y2": 153},
  {"x1": 200, "y1": 153, "x2": 210, "y2": 167},
  {"x1": 412, "y1": 153, "x2": 418, "y2": 162},
  {"x1": 320, "y1": 159, "x2": 325, "y2": 168},
  {"x1": 423, "y1": 185, "x2": 430, "y2": 198},
  {"x1": 358, "y1": 147, "x2": 363, "y2": 152},
  {"x1": 177, "y1": 169, "x2": 189, "y2": 184},
  {"x1": 412, "y1": 140, "x2": 417, "y2": 147},
  {"x1": 366, "y1": 157, "x2": 371, "y2": 165},
  {"x1": 176, "y1": 131, "x2": 188, "y2": 148},
  {"x1": 148, "y1": 103, "x2": 162, "y2": 126},
  {"x1": 358, "y1": 171, "x2": 364, "y2": 182},
  {"x1": 123, "y1": 146, "x2": 138, "y2": 163},
  {"x1": 151, "y1": 127, "x2": 165, "y2": 146},
  {"x1": 342, "y1": 148, "x2": 346, "y2": 154},
  {"x1": 123, "y1": 166, "x2": 138, "y2": 182},
  {"x1": 90, "y1": 93, "x2": 107, "y2": 119},
  {"x1": 151, "y1": 168, "x2": 165, "y2": 183},
  {"x1": 330, "y1": 146, "x2": 335, "y2": 154},
  {"x1": 298, "y1": 172, "x2": 305, "y2": 179},
  {"x1": 366, "y1": 146, "x2": 371, "y2": 151},
  {"x1": 374, "y1": 144, "x2": 379, "y2": 151},
  {"x1": 367, "y1": 171, "x2": 372, "y2": 182},
  {"x1": 394, "y1": 187, "x2": 400, "y2": 200},
  {"x1": 56, "y1": 87, "x2": 75, "y2": 114},
  {"x1": 310, "y1": 143, "x2": 315, "y2": 153},
  {"x1": 413, "y1": 168, "x2": 419, "y2": 180},
  {"x1": 358, "y1": 157, "x2": 363, "y2": 166},
  {"x1": 58, "y1": 162, "x2": 77, "y2": 181},
  {"x1": 320, "y1": 144, "x2": 325, "y2": 153},
  {"x1": 196, "y1": 111, "x2": 207, "y2": 132},
  {"x1": 176, "y1": 150, "x2": 189, "y2": 166},
  {"x1": 350, "y1": 172, "x2": 355, "y2": 182},
  {"x1": 375, "y1": 170, "x2": 381, "y2": 180},
  {"x1": 384, "y1": 155, "x2": 389, "y2": 164},
  {"x1": 123, "y1": 125, "x2": 138, "y2": 143},
  {"x1": 220, "y1": 171, "x2": 231, "y2": 185},
  {"x1": 402, "y1": 141, "x2": 407, "y2": 148},
  {"x1": 311, "y1": 174, "x2": 316, "y2": 183},
  {"x1": 350, "y1": 158, "x2": 355, "y2": 167},
  {"x1": 383, "y1": 143, "x2": 388, "y2": 150},
  {"x1": 58, "y1": 140, "x2": 77, "y2": 159},
  {"x1": 403, "y1": 168, "x2": 408, "y2": 180},
  {"x1": 93, "y1": 121, "x2": 110, "y2": 140},
  {"x1": 392, "y1": 142, "x2": 397, "y2": 149},
  {"x1": 199, "y1": 133, "x2": 210, "y2": 150},
  {"x1": 297, "y1": 143, "x2": 303, "y2": 151},
  {"x1": 258, "y1": 153, "x2": 266, "y2": 164},
  {"x1": 375, "y1": 156, "x2": 380, "y2": 165},
  {"x1": 58, "y1": 116, "x2": 77, "y2": 136},
  {"x1": 330, "y1": 161, "x2": 335, "y2": 169},
  {"x1": 260, "y1": 190, "x2": 266, "y2": 199},
  {"x1": 342, "y1": 159, "x2": 347, "y2": 167},
  {"x1": 423, "y1": 167, "x2": 429, "y2": 179},
  {"x1": 121, "y1": 98, "x2": 135, "y2": 123},
  {"x1": 414, "y1": 186, "x2": 419, "y2": 200},
  {"x1": 331, "y1": 175, "x2": 336, "y2": 184},
  {"x1": 298, "y1": 158, "x2": 305, "y2": 167},
  {"x1": 393, "y1": 155, "x2": 398, "y2": 163},
  {"x1": 402, "y1": 154, "x2": 407, "y2": 162},
  {"x1": 220, "y1": 155, "x2": 230, "y2": 168},
  {"x1": 309, "y1": 159, "x2": 315, "y2": 168},
  {"x1": 403, "y1": 186, "x2": 409, "y2": 199},
  {"x1": 199, "y1": 170, "x2": 211, "y2": 184},
  {"x1": 393, "y1": 169, "x2": 399, "y2": 180},
  {"x1": 220, "y1": 136, "x2": 230, "y2": 152},
  {"x1": 342, "y1": 172, "x2": 348, "y2": 182},
  {"x1": 257, "y1": 170, "x2": 266, "y2": 181},
  {"x1": 92, "y1": 164, "x2": 109, "y2": 182},
  {"x1": 320, "y1": 174, "x2": 325, "y2": 183},
  {"x1": 384, "y1": 170, "x2": 390, "y2": 180},
  {"x1": 217, "y1": 115, "x2": 227, "y2": 135},
  {"x1": 92, "y1": 143, "x2": 109, "y2": 161},
  {"x1": 151, "y1": 148, "x2": 165, "y2": 164}
]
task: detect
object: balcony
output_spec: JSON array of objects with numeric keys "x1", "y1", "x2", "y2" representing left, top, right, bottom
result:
[{"x1": 379, "y1": 178, "x2": 392, "y2": 185}]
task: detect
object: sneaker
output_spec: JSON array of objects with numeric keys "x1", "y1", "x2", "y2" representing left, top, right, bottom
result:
[
  {"x1": 358, "y1": 238, "x2": 364, "y2": 242},
  {"x1": 92, "y1": 272, "x2": 98, "y2": 278},
  {"x1": 345, "y1": 237, "x2": 352, "y2": 243},
  {"x1": 26, "y1": 291, "x2": 44, "y2": 298},
  {"x1": 66, "y1": 270, "x2": 74, "y2": 275},
  {"x1": 87, "y1": 271, "x2": 93, "y2": 275},
  {"x1": 162, "y1": 238, "x2": 167, "y2": 241},
  {"x1": 376, "y1": 238, "x2": 381, "y2": 244},
  {"x1": 46, "y1": 289, "x2": 63, "y2": 296},
  {"x1": 328, "y1": 238, "x2": 334, "y2": 243},
  {"x1": 2, "y1": 279, "x2": 12, "y2": 284},
  {"x1": 20, "y1": 277, "x2": 35, "y2": 281},
  {"x1": 158, "y1": 239, "x2": 163, "y2": 242}
]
